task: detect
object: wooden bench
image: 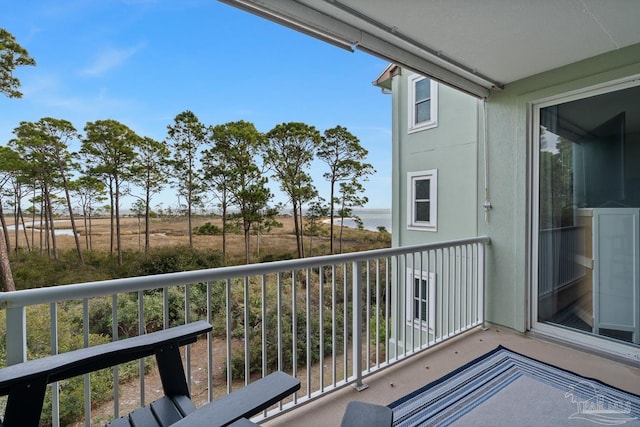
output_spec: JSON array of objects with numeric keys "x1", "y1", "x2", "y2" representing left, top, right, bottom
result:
[{"x1": 0, "y1": 320, "x2": 300, "y2": 426}]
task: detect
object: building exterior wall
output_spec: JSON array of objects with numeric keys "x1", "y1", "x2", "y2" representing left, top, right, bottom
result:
[
  {"x1": 388, "y1": 43, "x2": 640, "y2": 344},
  {"x1": 389, "y1": 69, "x2": 481, "y2": 354},
  {"x1": 391, "y1": 70, "x2": 480, "y2": 248},
  {"x1": 480, "y1": 43, "x2": 640, "y2": 333}
]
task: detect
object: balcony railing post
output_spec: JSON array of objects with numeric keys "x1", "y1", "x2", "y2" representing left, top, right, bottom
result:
[
  {"x1": 6, "y1": 306, "x2": 27, "y2": 365},
  {"x1": 352, "y1": 261, "x2": 368, "y2": 391},
  {"x1": 479, "y1": 242, "x2": 488, "y2": 330}
]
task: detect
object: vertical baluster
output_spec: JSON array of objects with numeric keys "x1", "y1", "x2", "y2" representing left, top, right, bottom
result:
[
  {"x1": 319, "y1": 266, "x2": 325, "y2": 392},
  {"x1": 291, "y1": 270, "x2": 297, "y2": 404},
  {"x1": 277, "y1": 273, "x2": 283, "y2": 410},
  {"x1": 207, "y1": 282, "x2": 213, "y2": 402},
  {"x1": 261, "y1": 275, "x2": 267, "y2": 378},
  {"x1": 306, "y1": 268, "x2": 311, "y2": 398},
  {"x1": 465, "y1": 245, "x2": 473, "y2": 328},
  {"x1": 462, "y1": 245, "x2": 467, "y2": 330},
  {"x1": 50, "y1": 303, "x2": 59, "y2": 427},
  {"x1": 83, "y1": 299, "x2": 90, "y2": 427},
  {"x1": 402, "y1": 253, "x2": 407, "y2": 357},
  {"x1": 163, "y1": 287, "x2": 169, "y2": 329},
  {"x1": 261, "y1": 274, "x2": 267, "y2": 417},
  {"x1": 394, "y1": 255, "x2": 400, "y2": 359},
  {"x1": 437, "y1": 248, "x2": 443, "y2": 341},
  {"x1": 453, "y1": 247, "x2": 457, "y2": 334},
  {"x1": 386, "y1": 256, "x2": 390, "y2": 364},
  {"x1": 5, "y1": 306, "x2": 26, "y2": 365},
  {"x1": 352, "y1": 261, "x2": 364, "y2": 390},
  {"x1": 185, "y1": 284, "x2": 192, "y2": 389},
  {"x1": 418, "y1": 250, "x2": 424, "y2": 350},
  {"x1": 225, "y1": 278, "x2": 232, "y2": 394},
  {"x1": 375, "y1": 258, "x2": 380, "y2": 368},
  {"x1": 365, "y1": 259, "x2": 370, "y2": 372},
  {"x1": 244, "y1": 277, "x2": 249, "y2": 386},
  {"x1": 112, "y1": 294, "x2": 119, "y2": 418},
  {"x1": 343, "y1": 263, "x2": 348, "y2": 381},
  {"x1": 331, "y1": 265, "x2": 336, "y2": 387},
  {"x1": 138, "y1": 290, "x2": 145, "y2": 406},
  {"x1": 426, "y1": 250, "x2": 432, "y2": 346},
  {"x1": 479, "y1": 242, "x2": 486, "y2": 328},
  {"x1": 470, "y1": 244, "x2": 476, "y2": 325}
]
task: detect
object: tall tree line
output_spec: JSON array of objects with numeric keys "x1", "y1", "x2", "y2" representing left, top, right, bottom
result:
[
  {"x1": 0, "y1": 29, "x2": 376, "y2": 290},
  {"x1": 0, "y1": 111, "x2": 375, "y2": 266},
  {"x1": 0, "y1": 27, "x2": 36, "y2": 291}
]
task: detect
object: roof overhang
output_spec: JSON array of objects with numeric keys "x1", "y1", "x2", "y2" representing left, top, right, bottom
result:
[
  {"x1": 373, "y1": 64, "x2": 400, "y2": 92},
  {"x1": 219, "y1": 0, "x2": 640, "y2": 99}
]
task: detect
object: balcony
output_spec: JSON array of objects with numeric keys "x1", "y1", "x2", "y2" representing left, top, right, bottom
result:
[{"x1": 0, "y1": 236, "x2": 637, "y2": 426}]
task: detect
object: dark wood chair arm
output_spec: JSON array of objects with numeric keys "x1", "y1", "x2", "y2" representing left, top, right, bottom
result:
[
  {"x1": 172, "y1": 371, "x2": 301, "y2": 427},
  {"x1": 0, "y1": 320, "x2": 212, "y2": 427}
]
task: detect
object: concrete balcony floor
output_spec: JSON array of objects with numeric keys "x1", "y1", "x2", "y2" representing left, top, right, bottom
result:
[{"x1": 265, "y1": 325, "x2": 640, "y2": 426}]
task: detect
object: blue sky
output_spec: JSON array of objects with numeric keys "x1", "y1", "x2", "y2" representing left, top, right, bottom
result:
[{"x1": 1, "y1": 0, "x2": 392, "y2": 211}]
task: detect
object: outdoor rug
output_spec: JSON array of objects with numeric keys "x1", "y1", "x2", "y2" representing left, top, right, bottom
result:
[{"x1": 389, "y1": 346, "x2": 640, "y2": 426}]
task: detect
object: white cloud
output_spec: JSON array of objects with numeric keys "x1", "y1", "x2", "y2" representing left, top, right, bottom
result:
[{"x1": 80, "y1": 42, "x2": 146, "y2": 76}]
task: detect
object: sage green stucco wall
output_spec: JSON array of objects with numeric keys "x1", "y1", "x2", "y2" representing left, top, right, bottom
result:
[
  {"x1": 479, "y1": 42, "x2": 640, "y2": 332},
  {"x1": 391, "y1": 71, "x2": 479, "y2": 249}
]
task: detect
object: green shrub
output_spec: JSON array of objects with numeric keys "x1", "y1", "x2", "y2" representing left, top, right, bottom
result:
[
  {"x1": 260, "y1": 251, "x2": 297, "y2": 262},
  {"x1": 136, "y1": 246, "x2": 222, "y2": 275},
  {"x1": 225, "y1": 274, "x2": 346, "y2": 381},
  {"x1": 193, "y1": 222, "x2": 222, "y2": 235}
]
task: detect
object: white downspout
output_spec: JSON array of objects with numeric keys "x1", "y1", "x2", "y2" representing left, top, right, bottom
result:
[{"x1": 482, "y1": 99, "x2": 492, "y2": 222}]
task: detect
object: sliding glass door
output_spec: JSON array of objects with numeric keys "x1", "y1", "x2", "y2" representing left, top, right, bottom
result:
[{"x1": 537, "y1": 83, "x2": 640, "y2": 347}]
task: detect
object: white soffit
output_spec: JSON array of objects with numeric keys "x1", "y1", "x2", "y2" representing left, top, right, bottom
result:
[{"x1": 220, "y1": 0, "x2": 640, "y2": 98}]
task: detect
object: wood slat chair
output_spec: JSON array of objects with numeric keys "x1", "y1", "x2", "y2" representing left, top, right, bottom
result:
[{"x1": 0, "y1": 320, "x2": 300, "y2": 427}]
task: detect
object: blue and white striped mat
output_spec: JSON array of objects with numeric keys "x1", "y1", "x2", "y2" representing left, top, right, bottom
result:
[{"x1": 389, "y1": 346, "x2": 640, "y2": 426}]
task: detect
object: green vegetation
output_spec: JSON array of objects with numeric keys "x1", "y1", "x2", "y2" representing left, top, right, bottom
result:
[
  {"x1": 193, "y1": 221, "x2": 222, "y2": 235},
  {"x1": 11, "y1": 247, "x2": 224, "y2": 289},
  {"x1": 2, "y1": 244, "x2": 388, "y2": 425},
  {"x1": 0, "y1": 27, "x2": 390, "y2": 425}
]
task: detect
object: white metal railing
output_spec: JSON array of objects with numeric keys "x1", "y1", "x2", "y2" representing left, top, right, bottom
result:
[
  {"x1": 538, "y1": 226, "x2": 586, "y2": 296},
  {"x1": 0, "y1": 236, "x2": 489, "y2": 426}
]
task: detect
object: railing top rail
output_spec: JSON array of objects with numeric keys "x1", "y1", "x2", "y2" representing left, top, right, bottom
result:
[{"x1": 0, "y1": 236, "x2": 490, "y2": 309}]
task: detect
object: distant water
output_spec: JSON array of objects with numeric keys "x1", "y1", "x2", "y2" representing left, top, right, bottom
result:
[
  {"x1": 329, "y1": 208, "x2": 391, "y2": 232},
  {"x1": 7, "y1": 221, "x2": 76, "y2": 236}
]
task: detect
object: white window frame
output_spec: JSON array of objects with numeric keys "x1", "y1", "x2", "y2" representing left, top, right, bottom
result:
[
  {"x1": 407, "y1": 169, "x2": 437, "y2": 231},
  {"x1": 406, "y1": 268, "x2": 436, "y2": 331},
  {"x1": 408, "y1": 73, "x2": 438, "y2": 133}
]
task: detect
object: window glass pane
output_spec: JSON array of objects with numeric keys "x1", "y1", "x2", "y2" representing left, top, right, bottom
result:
[
  {"x1": 416, "y1": 100, "x2": 431, "y2": 123},
  {"x1": 415, "y1": 178, "x2": 430, "y2": 200},
  {"x1": 415, "y1": 78, "x2": 430, "y2": 101},
  {"x1": 420, "y1": 301, "x2": 427, "y2": 321},
  {"x1": 414, "y1": 278, "x2": 427, "y2": 296},
  {"x1": 415, "y1": 201, "x2": 430, "y2": 222},
  {"x1": 537, "y1": 84, "x2": 640, "y2": 347}
]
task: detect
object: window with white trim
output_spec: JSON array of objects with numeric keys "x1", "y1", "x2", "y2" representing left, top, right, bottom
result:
[
  {"x1": 408, "y1": 74, "x2": 438, "y2": 132},
  {"x1": 407, "y1": 169, "x2": 437, "y2": 231},
  {"x1": 406, "y1": 269, "x2": 436, "y2": 330}
]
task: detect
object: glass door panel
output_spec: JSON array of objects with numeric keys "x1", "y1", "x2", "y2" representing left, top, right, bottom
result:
[{"x1": 537, "y1": 84, "x2": 640, "y2": 346}]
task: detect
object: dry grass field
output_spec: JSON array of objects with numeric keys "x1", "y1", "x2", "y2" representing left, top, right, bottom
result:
[{"x1": 26, "y1": 214, "x2": 390, "y2": 261}]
